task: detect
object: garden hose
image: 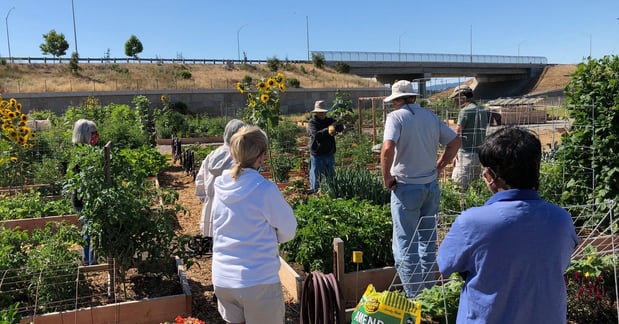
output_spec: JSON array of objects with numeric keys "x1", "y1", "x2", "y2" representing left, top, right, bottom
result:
[{"x1": 299, "y1": 271, "x2": 342, "y2": 324}]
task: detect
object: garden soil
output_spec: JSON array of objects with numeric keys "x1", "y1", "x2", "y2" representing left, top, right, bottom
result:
[{"x1": 157, "y1": 162, "x2": 302, "y2": 324}]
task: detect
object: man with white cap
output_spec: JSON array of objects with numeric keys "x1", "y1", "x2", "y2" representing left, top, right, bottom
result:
[
  {"x1": 381, "y1": 80, "x2": 461, "y2": 298},
  {"x1": 307, "y1": 100, "x2": 343, "y2": 192}
]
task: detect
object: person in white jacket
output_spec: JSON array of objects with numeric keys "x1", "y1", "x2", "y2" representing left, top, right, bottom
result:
[
  {"x1": 195, "y1": 119, "x2": 245, "y2": 236},
  {"x1": 211, "y1": 125, "x2": 297, "y2": 324}
]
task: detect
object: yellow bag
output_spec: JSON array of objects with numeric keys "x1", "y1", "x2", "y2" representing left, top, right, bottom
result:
[{"x1": 351, "y1": 284, "x2": 421, "y2": 324}]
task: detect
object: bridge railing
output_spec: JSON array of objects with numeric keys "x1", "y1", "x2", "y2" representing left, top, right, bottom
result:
[{"x1": 312, "y1": 50, "x2": 548, "y2": 65}]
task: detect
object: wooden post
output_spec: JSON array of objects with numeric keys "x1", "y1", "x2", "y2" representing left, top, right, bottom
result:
[
  {"x1": 333, "y1": 238, "x2": 345, "y2": 324},
  {"x1": 104, "y1": 141, "x2": 113, "y2": 186}
]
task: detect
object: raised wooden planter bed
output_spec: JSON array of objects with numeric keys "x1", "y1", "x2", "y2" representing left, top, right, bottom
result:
[
  {"x1": 19, "y1": 256, "x2": 192, "y2": 324},
  {"x1": 0, "y1": 214, "x2": 81, "y2": 233}
]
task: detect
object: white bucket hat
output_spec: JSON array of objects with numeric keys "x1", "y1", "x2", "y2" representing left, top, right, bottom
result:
[
  {"x1": 311, "y1": 100, "x2": 329, "y2": 113},
  {"x1": 384, "y1": 80, "x2": 419, "y2": 102}
]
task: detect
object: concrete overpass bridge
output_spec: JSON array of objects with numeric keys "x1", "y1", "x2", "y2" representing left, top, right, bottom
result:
[{"x1": 312, "y1": 51, "x2": 548, "y2": 97}]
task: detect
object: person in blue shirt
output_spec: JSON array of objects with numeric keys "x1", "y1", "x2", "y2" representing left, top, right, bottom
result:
[{"x1": 437, "y1": 126, "x2": 578, "y2": 323}]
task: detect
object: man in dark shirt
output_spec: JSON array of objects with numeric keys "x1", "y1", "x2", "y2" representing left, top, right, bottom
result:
[{"x1": 307, "y1": 100, "x2": 343, "y2": 192}]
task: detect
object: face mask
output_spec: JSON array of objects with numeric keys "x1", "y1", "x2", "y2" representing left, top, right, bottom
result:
[{"x1": 90, "y1": 133, "x2": 99, "y2": 145}]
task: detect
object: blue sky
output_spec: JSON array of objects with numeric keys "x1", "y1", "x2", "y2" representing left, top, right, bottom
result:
[{"x1": 3, "y1": 0, "x2": 619, "y2": 64}]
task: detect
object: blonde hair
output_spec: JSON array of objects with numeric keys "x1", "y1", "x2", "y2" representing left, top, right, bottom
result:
[{"x1": 229, "y1": 126, "x2": 268, "y2": 180}]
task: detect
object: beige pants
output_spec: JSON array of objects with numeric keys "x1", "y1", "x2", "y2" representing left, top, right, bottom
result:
[{"x1": 451, "y1": 151, "x2": 482, "y2": 190}]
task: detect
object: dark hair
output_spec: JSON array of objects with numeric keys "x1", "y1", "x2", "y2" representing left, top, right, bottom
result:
[{"x1": 478, "y1": 126, "x2": 541, "y2": 189}]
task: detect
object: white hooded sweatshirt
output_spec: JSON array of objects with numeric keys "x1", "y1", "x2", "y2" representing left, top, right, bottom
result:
[{"x1": 211, "y1": 168, "x2": 297, "y2": 288}]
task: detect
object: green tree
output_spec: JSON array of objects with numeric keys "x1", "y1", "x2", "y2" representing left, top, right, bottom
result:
[
  {"x1": 39, "y1": 29, "x2": 69, "y2": 59},
  {"x1": 69, "y1": 51, "x2": 80, "y2": 73},
  {"x1": 125, "y1": 35, "x2": 144, "y2": 59},
  {"x1": 312, "y1": 52, "x2": 326, "y2": 69},
  {"x1": 559, "y1": 55, "x2": 619, "y2": 213}
]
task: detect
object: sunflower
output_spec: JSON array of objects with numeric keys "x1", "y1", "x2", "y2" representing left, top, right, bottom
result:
[
  {"x1": 267, "y1": 78, "x2": 276, "y2": 88},
  {"x1": 260, "y1": 94, "x2": 269, "y2": 103},
  {"x1": 278, "y1": 83, "x2": 286, "y2": 92},
  {"x1": 7, "y1": 111, "x2": 16, "y2": 119},
  {"x1": 257, "y1": 81, "x2": 267, "y2": 91},
  {"x1": 275, "y1": 72, "x2": 285, "y2": 83},
  {"x1": 236, "y1": 82, "x2": 245, "y2": 94},
  {"x1": 9, "y1": 98, "x2": 17, "y2": 107},
  {"x1": 9, "y1": 156, "x2": 17, "y2": 162},
  {"x1": 17, "y1": 127, "x2": 30, "y2": 137},
  {"x1": 20, "y1": 114, "x2": 28, "y2": 122}
]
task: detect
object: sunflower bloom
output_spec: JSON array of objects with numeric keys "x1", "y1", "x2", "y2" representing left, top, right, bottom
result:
[
  {"x1": 15, "y1": 103, "x2": 22, "y2": 111},
  {"x1": 267, "y1": 78, "x2": 276, "y2": 88},
  {"x1": 278, "y1": 83, "x2": 286, "y2": 92},
  {"x1": 10, "y1": 156, "x2": 17, "y2": 162},
  {"x1": 20, "y1": 114, "x2": 28, "y2": 122},
  {"x1": 7, "y1": 111, "x2": 16, "y2": 119},
  {"x1": 17, "y1": 127, "x2": 30, "y2": 136},
  {"x1": 275, "y1": 72, "x2": 285, "y2": 83},
  {"x1": 9, "y1": 98, "x2": 17, "y2": 107},
  {"x1": 257, "y1": 81, "x2": 266, "y2": 90},
  {"x1": 236, "y1": 82, "x2": 244, "y2": 94},
  {"x1": 260, "y1": 94, "x2": 269, "y2": 103},
  {"x1": 161, "y1": 95, "x2": 166, "y2": 103}
]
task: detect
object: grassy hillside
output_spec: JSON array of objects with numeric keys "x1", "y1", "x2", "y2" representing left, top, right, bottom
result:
[{"x1": 0, "y1": 62, "x2": 382, "y2": 94}]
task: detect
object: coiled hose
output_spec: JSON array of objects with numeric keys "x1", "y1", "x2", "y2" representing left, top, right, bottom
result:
[{"x1": 299, "y1": 271, "x2": 343, "y2": 324}]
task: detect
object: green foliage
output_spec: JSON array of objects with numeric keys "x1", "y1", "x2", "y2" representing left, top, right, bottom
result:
[
  {"x1": 439, "y1": 178, "x2": 491, "y2": 214},
  {"x1": 269, "y1": 119, "x2": 303, "y2": 154},
  {"x1": 328, "y1": 90, "x2": 356, "y2": 131},
  {"x1": 69, "y1": 52, "x2": 80, "y2": 74},
  {"x1": 0, "y1": 223, "x2": 83, "y2": 313},
  {"x1": 538, "y1": 160, "x2": 565, "y2": 205},
  {"x1": 125, "y1": 34, "x2": 144, "y2": 58},
  {"x1": 334, "y1": 62, "x2": 350, "y2": 73},
  {"x1": 269, "y1": 154, "x2": 295, "y2": 183},
  {"x1": 39, "y1": 29, "x2": 69, "y2": 58},
  {"x1": 311, "y1": 53, "x2": 326, "y2": 69},
  {"x1": 334, "y1": 132, "x2": 378, "y2": 169},
  {"x1": 560, "y1": 56, "x2": 619, "y2": 213},
  {"x1": 242, "y1": 75, "x2": 253, "y2": 85},
  {"x1": 565, "y1": 246, "x2": 618, "y2": 323},
  {"x1": 267, "y1": 57, "x2": 281, "y2": 72},
  {"x1": 0, "y1": 190, "x2": 74, "y2": 220},
  {"x1": 0, "y1": 302, "x2": 21, "y2": 324},
  {"x1": 416, "y1": 274, "x2": 462, "y2": 324},
  {"x1": 63, "y1": 145, "x2": 192, "y2": 278},
  {"x1": 64, "y1": 98, "x2": 149, "y2": 149},
  {"x1": 177, "y1": 69, "x2": 192, "y2": 79},
  {"x1": 286, "y1": 77, "x2": 300, "y2": 88},
  {"x1": 281, "y1": 196, "x2": 392, "y2": 273},
  {"x1": 133, "y1": 95, "x2": 157, "y2": 146},
  {"x1": 321, "y1": 168, "x2": 390, "y2": 206}
]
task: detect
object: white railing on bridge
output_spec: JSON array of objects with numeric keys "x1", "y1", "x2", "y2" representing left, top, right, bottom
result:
[{"x1": 312, "y1": 51, "x2": 548, "y2": 65}]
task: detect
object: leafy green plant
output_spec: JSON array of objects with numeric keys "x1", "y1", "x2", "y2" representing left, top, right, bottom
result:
[
  {"x1": 416, "y1": 273, "x2": 462, "y2": 324},
  {"x1": 0, "y1": 302, "x2": 21, "y2": 324},
  {"x1": 560, "y1": 56, "x2": 619, "y2": 218},
  {"x1": 311, "y1": 53, "x2": 326, "y2": 69},
  {"x1": 565, "y1": 246, "x2": 618, "y2": 323},
  {"x1": 270, "y1": 154, "x2": 294, "y2": 183},
  {"x1": 0, "y1": 190, "x2": 74, "y2": 220},
  {"x1": 64, "y1": 145, "x2": 193, "y2": 280},
  {"x1": 281, "y1": 196, "x2": 392, "y2": 273},
  {"x1": 321, "y1": 168, "x2": 390, "y2": 206}
]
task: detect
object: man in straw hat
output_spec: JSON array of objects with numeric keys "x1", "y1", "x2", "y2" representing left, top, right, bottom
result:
[
  {"x1": 381, "y1": 80, "x2": 461, "y2": 298},
  {"x1": 307, "y1": 100, "x2": 343, "y2": 192}
]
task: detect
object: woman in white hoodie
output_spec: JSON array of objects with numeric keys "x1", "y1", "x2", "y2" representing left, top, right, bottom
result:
[
  {"x1": 195, "y1": 119, "x2": 246, "y2": 236},
  {"x1": 211, "y1": 126, "x2": 297, "y2": 324}
]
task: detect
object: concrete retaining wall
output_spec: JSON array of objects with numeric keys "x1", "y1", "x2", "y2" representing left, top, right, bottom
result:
[{"x1": 9, "y1": 88, "x2": 390, "y2": 117}]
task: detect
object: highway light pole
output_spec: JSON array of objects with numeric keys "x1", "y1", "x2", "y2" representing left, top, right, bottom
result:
[
  {"x1": 71, "y1": 0, "x2": 78, "y2": 55},
  {"x1": 398, "y1": 32, "x2": 406, "y2": 61},
  {"x1": 5, "y1": 7, "x2": 14, "y2": 62},
  {"x1": 237, "y1": 24, "x2": 248, "y2": 61}
]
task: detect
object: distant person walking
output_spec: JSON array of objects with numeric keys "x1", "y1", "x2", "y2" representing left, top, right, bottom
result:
[
  {"x1": 381, "y1": 80, "x2": 461, "y2": 298},
  {"x1": 449, "y1": 85, "x2": 497, "y2": 190},
  {"x1": 307, "y1": 100, "x2": 343, "y2": 192}
]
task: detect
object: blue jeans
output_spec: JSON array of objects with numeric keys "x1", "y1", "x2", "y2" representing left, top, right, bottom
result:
[
  {"x1": 309, "y1": 155, "x2": 335, "y2": 192},
  {"x1": 391, "y1": 181, "x2": 440, "y2": 298},
  {"x1": 77, "y1": 207, "x2": 95, "y2": 265}
]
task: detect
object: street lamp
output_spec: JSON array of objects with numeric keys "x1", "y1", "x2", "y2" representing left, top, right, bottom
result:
[
  {"x1": 517, "y1": 41, "x2": 526, "y2": 61},
  {"x1": 237, "y1": 24, "x2": 248, "y2": 61},
  {"x1": 71, "y1": 0, "x2": 78, "y2": 55},
  {"x1": 5, "y1": 7, "x2": 14, "y2": 62},
  {"x1": 398, "y1": 32, "x2": 406, "y2": 61}
]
